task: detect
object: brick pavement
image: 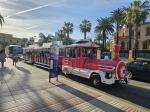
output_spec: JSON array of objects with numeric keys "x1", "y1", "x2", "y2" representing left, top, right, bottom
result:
[{"x1": 0, "y1": 59, "x2": 149, "y2": 112}]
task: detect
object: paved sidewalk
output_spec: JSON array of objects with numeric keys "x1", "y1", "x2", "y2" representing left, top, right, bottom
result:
[{"x1": 0, "y1": 59, "x2": 149, "y2": 112}]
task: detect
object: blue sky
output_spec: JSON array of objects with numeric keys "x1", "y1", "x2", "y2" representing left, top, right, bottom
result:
[{"x1": 0, "y1": 0, "x2": 146, "y2": 41}]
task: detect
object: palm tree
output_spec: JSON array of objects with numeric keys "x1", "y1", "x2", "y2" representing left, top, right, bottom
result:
[
  {"x1": 57, "y1": 29, "x2": 66, "y2": 41},
  {"x1": 63, "y1": 22, "x2": 73, "y2": 38},
  {"x1": 0, "y1": 13, "x2": 4, "y2": 27},
  {"x1": 124, "y1": 7, "x2": 133, "y2": 50},
  {"x1": 95, "y1": 17, "x2": 114, "y2": 50},
  {"x1": 39, "y1": 33, "x2": 53, "y2": 43},
  {"x1": 47, "y1": 34, "x2": 54, "y2": 41},
  {"x1": 125, "y1": 0, "x2": 150, "y2": 59},
  {"x1": 21, "y1": 38, "x2": 28, "y2": 47},
  {"x1": 79, "y1": 19, "x2": 92, "y2": 40},
  {"x1": 29, "y1": 37, "x2": 35, "y2": 45},
  {"x1": 111, "y1": 8, "x2": 124, "y2": 44}
]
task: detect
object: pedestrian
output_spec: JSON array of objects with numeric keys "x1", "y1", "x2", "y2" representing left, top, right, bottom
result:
[
  {"x1": 49, "y1": 45, "x2": 59, "y2": 83},
  {"x1": 13, "y1": 54, "x2": 19, "y2": 66},
  {"x1": 0, "y1": 49, "x2": 6, "y2": 68}
]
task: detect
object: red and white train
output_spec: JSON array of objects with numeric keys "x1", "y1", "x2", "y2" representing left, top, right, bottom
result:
[{"x1": 23, "y1": 41, "x2": 131, "y2": 86}]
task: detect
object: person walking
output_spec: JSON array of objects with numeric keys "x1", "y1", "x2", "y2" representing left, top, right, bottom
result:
[
  {"x1": 13, "y1": 54, "x2": 19, "y2": 66},
  {"x1": 0, "y1": 49, "x2": 6, "y2": 68}
]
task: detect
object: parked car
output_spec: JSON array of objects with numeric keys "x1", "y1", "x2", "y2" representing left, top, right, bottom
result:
[{"x1": 127, "y1": 59, "x2": 150, "y2": 82}]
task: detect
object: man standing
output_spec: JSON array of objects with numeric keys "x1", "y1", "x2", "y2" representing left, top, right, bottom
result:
[
  {"x1": 12, "y1": 50, "x2": 19, "y2": 66},
  {"x1": 49, "y1": 44, "x2": 59, "y2": 83}
]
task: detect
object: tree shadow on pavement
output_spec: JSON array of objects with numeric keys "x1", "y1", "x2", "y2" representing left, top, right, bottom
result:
[
  {"x1": 52, "y1": 82, "x2": 123, "y2": 112},
  {"x1": 0, "y1": 67, "x2": 15, "y2": 83},
  {"x1": 15, "y1": 65, "x2": 55, "y2": 111},
  {"x1": 16, "y1": 66, "x2": 30, "y2": 75},
  {"x1": 68, "y1": 75, "x2": 150, "y2": 109}
]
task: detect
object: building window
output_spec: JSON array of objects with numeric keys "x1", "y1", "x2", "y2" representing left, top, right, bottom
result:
[{"x1": 146, "y1": 27, "x2": 150, "y2": 36}]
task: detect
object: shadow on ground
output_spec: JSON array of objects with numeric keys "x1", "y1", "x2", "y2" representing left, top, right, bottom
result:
[
  {"x1": 66, "y1": 75, "x2": 150, "y2": 109},
  {"x1": 52, "y1": 82, "x2": 122, "y2": 111}
]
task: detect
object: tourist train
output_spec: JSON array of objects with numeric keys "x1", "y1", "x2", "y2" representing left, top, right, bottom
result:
[{"x1": 23, "y1": 41, "x2": 131, "y2": 86}]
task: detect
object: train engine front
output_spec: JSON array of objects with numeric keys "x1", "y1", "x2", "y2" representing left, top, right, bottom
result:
[{"x1": 89, "y1": 44, "x2": 131, "y2": 85}]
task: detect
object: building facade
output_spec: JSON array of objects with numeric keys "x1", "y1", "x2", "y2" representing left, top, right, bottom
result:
[
  {"x1": 0, "y1": 33, "x2": 23, "y2": 49},
  {"x1": 115, "y1": 22, "x2": 150, "y2": 50}
]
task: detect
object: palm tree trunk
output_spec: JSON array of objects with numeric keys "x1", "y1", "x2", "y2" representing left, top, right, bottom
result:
[
  {"x1": 133, "y1": 24, "x2": 138, "y2": 60},
  {"x1": 102, "y1": 31, "x2": 105, "y2": 50},
  {"x1": 128, "y1": 24, "x2": 132, "y2": 50},
  {"x1": 116, "y1": 22, "x2": 119, "y2": 44},
  {"x1": 84, "y1": 32, "x2": 86, "y2": 40},
  {"x1": 67, "y1": 32, "x2": 69, "y2": 38},
  {"x1": 66, "y1": 32, "x2": 69, "y2": 45},
  {"x1": 104, "y1": 37, "x2": 107, "y2": 49}
]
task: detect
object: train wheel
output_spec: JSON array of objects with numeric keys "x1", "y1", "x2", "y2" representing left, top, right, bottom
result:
[
  {"x1": 64, "y1": 73, "x2": 69, "y2": 77},
  {"x1": 91, "y1": 75, "x2": 101, "y2": 87}
]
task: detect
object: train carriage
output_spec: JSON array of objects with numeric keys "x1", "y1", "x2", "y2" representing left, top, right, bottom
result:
[{"x1": 23, "y1": 42, "x2": 64, "y2": 69}]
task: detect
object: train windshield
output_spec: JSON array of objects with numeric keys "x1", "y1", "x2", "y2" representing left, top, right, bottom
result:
[{"x1": 82, "y1": 47, "x2": 100, "y2": 58}]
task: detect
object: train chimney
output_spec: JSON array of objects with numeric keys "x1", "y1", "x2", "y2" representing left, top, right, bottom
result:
[{"x1": 112, "y1": 44, "x2": 121, "y2": 61}]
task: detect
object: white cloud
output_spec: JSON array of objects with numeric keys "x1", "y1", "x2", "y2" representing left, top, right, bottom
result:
[
  {"x1": 0, "y1": 0, "x2": 68, "y2": 39},
  {"x1": 4, "y1": 1, "x2": 65, "y2": 19}
]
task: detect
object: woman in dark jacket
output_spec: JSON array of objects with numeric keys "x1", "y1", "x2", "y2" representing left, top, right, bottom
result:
[{"x1": 0, "y1": 49, "x2": 6, "y2": 68}]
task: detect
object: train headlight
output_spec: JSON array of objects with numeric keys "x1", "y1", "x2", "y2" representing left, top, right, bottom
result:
[
  {"x1": 105, "y1": 73, "x2": 112, "y2": 79},
  {"x1": 109, "y1": 74, "x2": 112, "y2": 78}
]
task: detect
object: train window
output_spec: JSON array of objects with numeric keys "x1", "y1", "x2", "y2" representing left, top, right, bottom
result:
[
  {"x1": 65, "y1": 48, "x2": 71, "y2": 58},
  {"x1": 75, "y1": 47, "x2": 80, "y2": 57},
  {"x1": 71, "y1": 48, "x2": 76, "y2": 58},
  {"x1": 59, "y1": 48, "x2": 64, "y2": 56},
  {"x1": 82, "y1": 47, "x2": 97, "y2": 57}
]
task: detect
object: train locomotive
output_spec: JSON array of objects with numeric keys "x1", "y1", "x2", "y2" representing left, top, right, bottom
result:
[
  {"x1": 62, "y1": 42, "x2": 131, "y2": 86},
  {"x1": 23, "y1": 41, "x2": 131, "y2": 86}
]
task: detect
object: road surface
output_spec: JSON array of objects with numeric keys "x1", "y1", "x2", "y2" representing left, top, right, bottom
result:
[{"x1": 0, "y1": 59, "x2": 149, "y2": 112}]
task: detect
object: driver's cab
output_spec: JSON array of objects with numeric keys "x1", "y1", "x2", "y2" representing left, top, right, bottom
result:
[{"x1": 62, "y1": 42, "x2": 100, "y2": 75}]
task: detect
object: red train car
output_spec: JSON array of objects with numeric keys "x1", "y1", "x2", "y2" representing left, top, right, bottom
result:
[{"x1": 23, "y1": 42, "x2": 64, "y2": 69}]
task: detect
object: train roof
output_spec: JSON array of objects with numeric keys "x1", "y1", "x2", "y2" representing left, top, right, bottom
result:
[
  {"x1": 7, "y1": 45, "x2": 21, "y2": 47},
  {"x1": 65, "y1": 42, "x2": 100, "y2": 48}
]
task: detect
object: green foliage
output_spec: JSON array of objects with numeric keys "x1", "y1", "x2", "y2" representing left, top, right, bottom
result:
[
  {"x1": 79, "y1": 19, "x2": 92, "y2": 39},
  {"x1": 62, "y1": 37, "x2": 75, "y2": 45},
  {"x1": 57, "y1": 29, "x2": 66, "y2": 40},
  {"x1": 63, "y1": 22, "x2": 73, "y2": 38},
  {"x1": 124, "y1": 0, "x2": 150, "y2": 59},
  {"x1": 124, "y1": 0, "x2": 150, "y2": 25},
  {"x1": 95, "y1": 17, "x2": 114, "y2": 49},
  {"x1": 110, "y1": 8, "x2": 125, "y2": 44},
  {"x1": 0, "y1": 41, "x2": 9, "y2": 49},
  {"x1": 21, "y1": 38, "x2": 28, "y2": 47},
  {"x1": 38, "y1": 33, "x2": 54, "y2": 46},
  {"x1": 0, "y1": 13, "x2": 4, "y2": 27}
]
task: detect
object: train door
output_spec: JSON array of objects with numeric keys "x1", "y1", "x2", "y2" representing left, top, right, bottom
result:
[
  {"x1": 63, "y1": 47, "x2": 73, "y2": 73},
  {"x1": 71, "y1": 47, "x2": 81, "y2": 68},
  {"x1": 71, "y1": 47, "x2": 83, "y2": 75}
]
